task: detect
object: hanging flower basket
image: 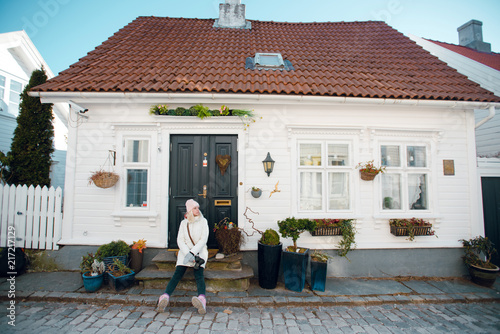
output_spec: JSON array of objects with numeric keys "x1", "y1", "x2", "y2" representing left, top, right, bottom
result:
[
  {"x1": 89, "y1": 171, "x2": 119, "y2": 189},
  {"x1": 359, "y1": 171, "x2": 377, "y2": 181},
  {"x1": 356, "y1": 160, "x2": 385, "y2": 181}
]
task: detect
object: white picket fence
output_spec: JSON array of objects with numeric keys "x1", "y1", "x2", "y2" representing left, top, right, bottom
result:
[{"x1": 0, "y1": 184, "x2": 63, "y2": 250}]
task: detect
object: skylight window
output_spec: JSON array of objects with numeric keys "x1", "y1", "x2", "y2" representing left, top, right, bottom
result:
[
  {"x1": 255, "y1": 53, "x2": 284, "y2": 68},
  {"x1": 246, "y1": 53, "x2": 294, "y2": 71}
]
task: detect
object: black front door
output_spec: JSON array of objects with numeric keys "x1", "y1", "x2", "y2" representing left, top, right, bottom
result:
[
  {"x1": 481, "y1": 177, "x2": 500, "y2": 266},
  {"x1": 168, "y1": 135, "x2": 238, "y2": 249}
]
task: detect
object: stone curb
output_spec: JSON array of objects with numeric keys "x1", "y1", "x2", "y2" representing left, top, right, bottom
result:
[{"x1": 2, "y1": 291, "x2": 499, "y2": 308}]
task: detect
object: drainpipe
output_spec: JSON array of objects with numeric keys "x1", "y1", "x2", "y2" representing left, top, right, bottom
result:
[{"x1": 475, "y1": 106, "x2": 496, "y2": 129}]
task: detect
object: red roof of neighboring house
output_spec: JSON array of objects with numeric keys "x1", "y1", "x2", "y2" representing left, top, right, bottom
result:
[
  {"x1": 427, "y1": 39, "x2": 500, "y2": 72},
  {"x1": 33, "y1": 17, "x2": 499, "y2": 102}
]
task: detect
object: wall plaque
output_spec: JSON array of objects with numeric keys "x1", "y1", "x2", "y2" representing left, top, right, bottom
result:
[{"x1": 443, "y1": 160, "x2": 455, "y2": 176}]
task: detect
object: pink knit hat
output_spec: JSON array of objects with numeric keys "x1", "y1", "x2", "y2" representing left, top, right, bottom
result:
[{"x1": 185, "y1": 199, "x2": 199, "y2": 213}]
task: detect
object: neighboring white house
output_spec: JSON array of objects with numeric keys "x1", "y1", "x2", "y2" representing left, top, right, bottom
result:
[
  {"x1": 0, "y1": 30, "x2": 68, "y2": 189},
  {"x1": 411, "y1": 19, "x2": 500, "y2": 266},
  {"x1": 31, "y1": 1, "x2": 500, "y2": 277}
]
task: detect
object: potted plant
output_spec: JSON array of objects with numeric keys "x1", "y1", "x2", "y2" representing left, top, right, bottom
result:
[
  {"x1": 88, "y1": 170, "x2": 119, "y2": 188},
  {"x1": 80, "y1": 252, "x2": 105, "y2": 292},
  {"x1": 356, "y1": 160, "x2": 385, "y2": 181},
  {"x1": 130, "y1": 239, "x2": 147, "y2": 274},
  {"x1": 460, "y1": 236, "x2": 499, "y2": 287},
  {"x1": 310, "y1": 219, "x2": 356, "y2": 259},
  {"x1": 257, "y1": 229, "x2": 282, "y2": 289},
  {"x1": 251, "y1": 186, "x2": 262, "y2": 198},
  {"x1": 107, "y1": 258, "x2": 135, "y2": 291},
  {"x1": 309, "y1": 250, "x2": 332, "y2": 292},
  {"x1": 389, "y1": 218, "x2": 435, "y2": 241},
  {"x1": 214, "y1": 218, "x2": 244, "y2": 255},
  {"x1": 97, "y1": 240, "x2": 130, "y2": 282},
  {"x1": 277, "y1": 217, "x2": 316, "y2": 292}
]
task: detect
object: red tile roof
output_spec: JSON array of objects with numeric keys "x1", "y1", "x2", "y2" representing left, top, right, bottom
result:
[
  {"x1": 427, "y1": 39, "x2": 500, "y2": 72},
  {"x1": 33, "y1": 17, "x2": 499, "y2": 102}
]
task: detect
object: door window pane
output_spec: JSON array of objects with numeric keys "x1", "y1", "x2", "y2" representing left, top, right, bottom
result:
[
  {"x1": 408, "y1": 174, "x2": 428, "y2": 210},
  {"x1": 407, "y1": 146, "x2": 426, "y2": 167},
  {"x1": 300, "y1": 171, "x2": 322, "y2": 210},
  {"x1": 381, "y1": 145, "x2": 400, "y2": 167},
  {"x1": 127, "y1": 169, "x2": 148, "y2": 207},
  {"x1": 328, "y1": 172, "x2": 349, "y2": 210},
  {"x1": 328, "y1": 144, "x2": 348, "y2": 166},
  {"x1": 381, "y1": 173, "x2": 401, "y2": 210},
  {"x1": 300, "y1": 143, "x2": 321, "y2": 166},
  {"x1": 126, "y1": 140, "x2": 149, "y2": 163}
]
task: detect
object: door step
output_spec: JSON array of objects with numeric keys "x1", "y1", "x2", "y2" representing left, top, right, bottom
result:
[{"x1": 135, "y1": 250, "x2": 254, "y2": 292}]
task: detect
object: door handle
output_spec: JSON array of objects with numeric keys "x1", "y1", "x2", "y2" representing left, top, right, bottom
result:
[{"x1": 198, "y1": 185, "x2": 207, "y2": 199}]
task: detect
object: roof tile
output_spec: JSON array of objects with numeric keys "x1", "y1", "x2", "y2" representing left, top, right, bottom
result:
[{"x1": 33, "y1": 17, "x2": 499, "y2": 102}]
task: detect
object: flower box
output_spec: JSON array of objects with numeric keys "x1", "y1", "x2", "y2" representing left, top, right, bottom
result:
[
  {"x1": 311, "y1": 226, "x2": 342, "y2": 236},
  {"x1": 390, "y1": 225, "x2": 432, "y2": 237},
  {"x1": 389, "y1": 218, "x2": 435, "y2": 241}
]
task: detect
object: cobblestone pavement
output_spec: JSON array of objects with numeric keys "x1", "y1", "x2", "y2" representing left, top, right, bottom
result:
[{"x1": 1, "y1": 300, "x2": 499, "y2": 334}]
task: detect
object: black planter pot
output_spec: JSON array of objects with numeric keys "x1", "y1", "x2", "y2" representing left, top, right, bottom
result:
[
  {"x1": 258, "y1": 241, "x2": 282, "y2": 289},
  {"x1": 310, "y1": 260, "x2": 327, "y2": 292},
  {"x1": 282, "y1": 248, "x2": 309, "y2": 292},
  {"x1": 467, "y1": 263, "x2": 499, "y2": 287},
  {"x1": 129, "y1": 249, "x2": 143, "y2": 274}
]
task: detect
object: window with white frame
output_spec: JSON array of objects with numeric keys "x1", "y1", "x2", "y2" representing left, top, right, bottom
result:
[
  {"x1": 298, "y1": 141, "x2": 351, "y2": 212},
  {"x1": 124, "y1": 139, "x2": 150, "y2": 208},
  {"x1": 9, "y1": 79, "x2": 23, "y2": 117},
  {"x1": 0, "y1": 75, "x2": 5, "y2": 100},
  {"x1": 380, "y1": 144, "x2": 429, "y2": 211}
]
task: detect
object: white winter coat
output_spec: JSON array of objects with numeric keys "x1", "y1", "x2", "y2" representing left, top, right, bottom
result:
[{"x1": 176, "y1": 213, "x2": 209, "y2": 268}]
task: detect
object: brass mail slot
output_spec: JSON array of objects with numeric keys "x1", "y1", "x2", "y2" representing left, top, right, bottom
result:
[{"x1": 215, "y1": 200, "x2": 231, "y2": 206}]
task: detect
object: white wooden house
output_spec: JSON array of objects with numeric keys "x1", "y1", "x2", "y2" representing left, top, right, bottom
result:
[
  {"x1": 31, "y1": 2, "x2": 500, "y2": 276},
  {"x1": 0, "y1": 30, "x2": 68, "y2": 189},
  {"x1": 412, "y1": 19, "x2": 500, "y2": 266}
]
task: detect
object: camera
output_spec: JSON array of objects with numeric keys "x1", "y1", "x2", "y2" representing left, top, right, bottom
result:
[{"x1": 193, "y1": 255, "x2": 205, "y2": 270}]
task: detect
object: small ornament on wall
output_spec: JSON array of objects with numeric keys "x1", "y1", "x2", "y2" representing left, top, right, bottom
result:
[{"x1": 443, "y1": 160, "x2": 455, "y2": 176}]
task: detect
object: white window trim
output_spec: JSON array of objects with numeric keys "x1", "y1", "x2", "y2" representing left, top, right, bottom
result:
[
  {"x1": 374, "y1": 138, "x2": 439, "y2": 219},
  {"x1": 289, "y1": 126, "x2": 363, "y2": 219},
  {"x1": 111, "y1": 127, "x2": 158, "y2": 225}
]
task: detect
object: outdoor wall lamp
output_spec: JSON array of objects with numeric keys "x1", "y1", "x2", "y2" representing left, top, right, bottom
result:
[{"x1": 262, "y1": 152, "x2": 275, "y2": 177}]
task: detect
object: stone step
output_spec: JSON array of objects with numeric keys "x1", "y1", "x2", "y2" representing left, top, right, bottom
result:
[
  {"x1": 152, "y1": 251, "x2": 243, "y2": 271},
  {"x1": 135, "y1": 264, "x2": 254, "y2": 292}
]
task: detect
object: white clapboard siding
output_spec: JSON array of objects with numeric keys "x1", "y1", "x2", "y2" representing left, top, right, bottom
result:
[{"x1": 0, "y1": 184, "x2": 63, "y2": 250}]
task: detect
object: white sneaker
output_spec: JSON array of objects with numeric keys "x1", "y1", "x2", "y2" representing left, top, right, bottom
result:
[
  {"x1": 192, "y1": 295, "x2": 207, "y2": 315},
  {"x1": 157, "y1": 293, "x2": 169, "y2": 313}
]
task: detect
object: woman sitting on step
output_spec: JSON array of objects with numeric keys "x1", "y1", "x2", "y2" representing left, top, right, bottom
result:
[{"x1": 157, "y1": 199, "x2": 209, "y2": 314}]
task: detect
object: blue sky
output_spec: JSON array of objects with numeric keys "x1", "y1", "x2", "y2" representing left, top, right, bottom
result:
[{"x1": 1, "y1": 0, "x2": 499, "y2": 75}]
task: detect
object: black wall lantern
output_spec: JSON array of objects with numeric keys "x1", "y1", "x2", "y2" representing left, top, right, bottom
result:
[{"x1": 262, "y1": 152, "x2": 275, "y2": 177}]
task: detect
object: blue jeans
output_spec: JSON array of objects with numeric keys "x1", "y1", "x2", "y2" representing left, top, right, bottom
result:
[{"x1": 164, "y1": 265, "x2": 206, "y2": 296}]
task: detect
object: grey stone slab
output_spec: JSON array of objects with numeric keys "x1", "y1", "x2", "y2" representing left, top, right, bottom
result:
[
  {"x1": 402, "y1": 280, "x2": 445, "y2": 294},
  {"x1": 315, "y1": 278, "x2": 412, "y2": 296},
  {"x1": 1, "y1": 272, "x2": 83, "y2": 292},
  {"x1": 426, "y1": 279, "x2": 493, "y2": 294}
]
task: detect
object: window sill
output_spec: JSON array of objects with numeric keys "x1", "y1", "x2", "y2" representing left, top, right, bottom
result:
[{"x1": 111, "y1": 210, "x2": 158, "y2": 227}]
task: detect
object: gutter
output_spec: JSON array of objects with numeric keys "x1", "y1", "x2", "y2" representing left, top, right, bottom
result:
[
  {"x1": 475, "y1": 105, "x2": 496, "y2": 129},
  {"x1": 28, "y1": 91, "x2": 500, "y2": 110}
]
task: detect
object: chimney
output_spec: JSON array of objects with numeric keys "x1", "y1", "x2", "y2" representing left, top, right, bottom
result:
[
  {"x1": 457, "y1": 20, "x2": 491, "y2": 53},
  {"x1": 214, "y1": 0, "x2": 251, "y2": 29}
]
